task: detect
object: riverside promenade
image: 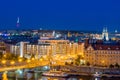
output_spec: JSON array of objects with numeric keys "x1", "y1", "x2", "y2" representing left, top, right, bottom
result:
[{"x1": 50, "y1": 65, "x2": 120, "y2": 77}]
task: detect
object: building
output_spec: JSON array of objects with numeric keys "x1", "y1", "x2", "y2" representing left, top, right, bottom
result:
[
  {"x1": 0, "y1": 41, "x2": 6, "y2": 54},
  {"x1": 38, "y1": 39, "x2": 84, "y2": 56},
  {"x1": 10, "y1": 39, "x2": 84, "y2": 60},
  {"x1": 84, "y1": 39, "x2": 120, "y2": 66},
  {"x1": 10, "y1": 42, "x2": 29, "y2": 57},
  {"x1": 102, "y1": 27, "x2": 109, "y2": 41}
]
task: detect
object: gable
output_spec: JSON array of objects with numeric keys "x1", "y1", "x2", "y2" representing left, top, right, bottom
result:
[{"x1": 86, "y1": 45, "x2": 94, "y2": 51}]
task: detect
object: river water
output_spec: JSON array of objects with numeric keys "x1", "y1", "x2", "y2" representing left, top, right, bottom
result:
[
  {"x1": 6, "y1": 72, "x2": 120, "y2": 80},
  {"x1": 8, "y1": 76, "x2": 120, "y2": 80}
]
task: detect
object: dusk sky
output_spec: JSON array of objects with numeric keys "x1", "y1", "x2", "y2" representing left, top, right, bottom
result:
[{"x1": 0, "y1": 0, "x2": 120, "y2": 31}]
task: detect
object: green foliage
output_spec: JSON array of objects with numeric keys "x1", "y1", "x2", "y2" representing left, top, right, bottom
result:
[
  {"x1": 0, "y1": 53, "x2": 3, "y2": 59},
  {"x1": 86, "y1": 61, "x2": 90, "y2": 66},
  {"x1": 22, "y1": 56, "x2": 27, "y2": 61},
  {"x1": 115, "y1": 63, "x2": 119, "y2": 68},
  {"x1": 31, "y1": 54, "x2": 35, "y2": 58},
  {"x1": 65, "y1": 62, "x2": 68, "y2": 65},
  {"x1": 5, "y1": 53, "x2": 19, "y2": 60},
  {"x1": 0, "y1": 53, "x2": 20, "y2": 61},
  {"x1": 109, "y1": 64, "x2": 114, "y2": 68},
  {"x1": 74, "y1": 55, "x2": 83, "y2": 66},
  {"x1": 70, "y1": 62, "x2": 73, "y2": 65}
]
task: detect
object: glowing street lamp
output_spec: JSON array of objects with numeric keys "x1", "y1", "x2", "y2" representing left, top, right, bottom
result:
[
  {"x1": 10, "y1": 61, "x2": 15, "y2": 65},
  {"x1": 3, "y1": 54, "x2": 7, "y2": 58},
  {"x1": 27, "y1": 59, "x2": 31, "y2": 63},
  {"x1": 2, "y1": 60, "x2": 6, "y2": 64},
  {"x1": 39, "y1": 58, "x2": 43, "y2": 61},
  {"x1": 18, "y1": 58, "x2": 22, "y2": 62},
  {"x1": 31, "y1": 57, "x2": 35, "y2": 61}
]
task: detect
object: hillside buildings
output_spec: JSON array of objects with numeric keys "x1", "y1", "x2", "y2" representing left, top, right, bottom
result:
[{"x1": 1, "y1": 28, "x2": 120, "y2": 66}]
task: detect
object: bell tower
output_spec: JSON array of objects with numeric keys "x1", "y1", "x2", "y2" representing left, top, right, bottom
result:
[{"x1": 102, "y1": 27, "x2": 109, "y2": 41}]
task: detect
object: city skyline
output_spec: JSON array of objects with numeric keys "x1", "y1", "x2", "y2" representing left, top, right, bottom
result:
[
  {"x1": 0, "y1": 1, "x2": 120, "y2": 79},
  {"x1": 0, "y1": 0, "x2": 120, "y2": 31}
]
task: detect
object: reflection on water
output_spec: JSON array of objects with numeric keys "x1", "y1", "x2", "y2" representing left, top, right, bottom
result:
[
  {"x1": 39, "y1": 77, "x2": 120, "y2": 80},
  {"x1": 1, "y1": 71, "x2": 120, "y2": 80},
  {"x1": 2, "y1": 71, "x2": 8, "y2": 80},
  {"x1": 39, "y1": 76, "x2": 93, "y2": 80},
  {"x1": 95, "y1": 77, "x2": 100, "y2": 80}
]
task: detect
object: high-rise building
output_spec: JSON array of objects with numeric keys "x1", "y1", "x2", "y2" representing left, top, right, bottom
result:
[{"x1": 16, "y1": 17, "x2": 20, "y2": 27}]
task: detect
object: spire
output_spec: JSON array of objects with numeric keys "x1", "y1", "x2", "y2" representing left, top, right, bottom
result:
[
  {"x1": 105, "y1": 27, "x2": 107, "y2": 32},
  {"x1": 16, "y1": 17, "x2": 20, "y2": 27},
  {"x1": 115, "y1": 30, "x2": 118, "y2": 33},
  {"x1": 103, "y1": 27, "x2": 105, "y2": 32},
  {"x1": 102, "y1": 27, "x2": 109, "y2": 41}
]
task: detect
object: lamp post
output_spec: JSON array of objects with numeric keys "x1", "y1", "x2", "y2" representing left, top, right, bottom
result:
[
  {"x1": 2, "y1": 60, "x2": 6, "y2": 64},
  {"x1": 2, "y1": 60, "x2": 6, "y2": 67},
  {"x1": 26, "y1": 59, "x2": 31, "y2": 68},
  {"x1": 18, "y1": 58, "x2": 22, "y2": 62},
  {"x1": 10, "y1": 61, "x2": 15, "y2": 66}
]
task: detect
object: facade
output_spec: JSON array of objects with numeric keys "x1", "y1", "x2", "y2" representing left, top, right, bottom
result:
[
  {"x1": 0, "y1": 41, "x2": 6, "y2": 54},
  {"x1": 84, "y1": 40, "x2": 120, "y2": 66},
  {"x1": 10, "y1": 42, "x2": 29, "y2": 57},
  {"x1": 10, "y1": 40, "x2": 84, "y2": 59},
  {"x1": 38, "y1": 40, "x2": 70, "y2": 55},
  {"x1": 38, "y1": 40, "x2": 84, "y2": 56}
]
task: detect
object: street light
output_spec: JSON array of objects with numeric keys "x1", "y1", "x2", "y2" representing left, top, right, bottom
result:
[
  {"x1": 3, "y1": 54, "x2": 6, "y2": 58},
  {"x1": 2, "y1": 60, "x2": 6, "y2": 64},
  {"x1": 39, "y1": 58, "x2": 43, "y2": 61},
  {"x1": 10, "y1": 61, "x2": 15, "y2": 65},
  {"x1": 27, "y1": 59, "x2": 31, "y2": 63},
  {"x1": 18, "y1": 58, "x2": 22, "y2": 62},
  {"x1": 31, "y1": 57, "x2": 35, "y2": 61}
]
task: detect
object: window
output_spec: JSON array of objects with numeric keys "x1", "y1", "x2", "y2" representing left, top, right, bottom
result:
[
  {"x1": 108, "y1": 47, "x2": 110, "y2": 50},
  {"x1": 116, "y1": 48, "x2": 119, "y2": 50}
]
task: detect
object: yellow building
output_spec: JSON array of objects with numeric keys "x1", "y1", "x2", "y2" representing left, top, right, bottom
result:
[
  {"x1": 84, "y1": 44, "x2": 120, "y2": 66},
  {"x1": 38, "y1": 40, "x2": 84, "y2": 56}
]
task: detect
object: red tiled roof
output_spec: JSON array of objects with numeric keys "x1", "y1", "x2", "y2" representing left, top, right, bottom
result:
[{"x1": 93, "y1": 44, "x2": 120, "y2": 50}]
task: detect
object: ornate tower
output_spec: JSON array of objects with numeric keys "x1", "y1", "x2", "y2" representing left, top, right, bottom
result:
[{"x1": 102, "y1": 27, "x2": 109, "y2": 41}]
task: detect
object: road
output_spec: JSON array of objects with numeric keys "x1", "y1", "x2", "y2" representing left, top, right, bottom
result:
[{"x1": 0, "y1": 60, "x2": 49, "y2": 72}]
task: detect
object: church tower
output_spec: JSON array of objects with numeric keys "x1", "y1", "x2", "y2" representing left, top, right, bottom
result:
[{"x1": 102, "y1": 27, "x2": 109, "y2": 41}]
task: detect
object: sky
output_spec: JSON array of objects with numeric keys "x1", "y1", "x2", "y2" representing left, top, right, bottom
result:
[{"x1": 0, "y1": 0, "x2": 120, "y2": 32}]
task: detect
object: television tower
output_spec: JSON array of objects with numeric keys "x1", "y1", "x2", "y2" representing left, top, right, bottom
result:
[{"x1": 16, "y1": 17, "x2": 20, "y2": 27}]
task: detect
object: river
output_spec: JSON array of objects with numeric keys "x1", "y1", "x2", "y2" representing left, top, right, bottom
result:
[{"x1": 5, "y1": 72, "x2": 120, "y2": 80}]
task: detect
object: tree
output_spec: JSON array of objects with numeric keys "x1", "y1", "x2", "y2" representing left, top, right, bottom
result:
[
  {"x1": 115, "y1": 63, "x2": 119, "y2": 69},
  {"x1": 86, "y1": 62, "x2": 90, "y2": 66},
  {"x1": 109, "y1": 64, "x2": 114, "y2": 69},
  {"x1": 75, "y1": 55, "x2": 83, "y2": 66},
  {"x1": 70, "y1": 62, "x2": 73, "y2": 65},
  {"x1": 65, "y1": 62, "x2": 68, "y2": 65}
]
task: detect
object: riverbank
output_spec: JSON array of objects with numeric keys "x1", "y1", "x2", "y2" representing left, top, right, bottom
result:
[{"x1": 50, "y1": 65, "x2": 120, "y2": 78}]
